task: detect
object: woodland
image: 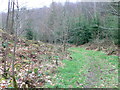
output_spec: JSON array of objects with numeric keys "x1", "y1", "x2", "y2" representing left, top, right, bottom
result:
[{"x1": 0, "y1": 0, "x2": 119, "y2": 89}]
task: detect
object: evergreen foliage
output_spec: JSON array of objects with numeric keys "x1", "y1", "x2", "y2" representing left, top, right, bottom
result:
[{"x1": 25, "y1": 28, "x2": 33, "y2": 40}]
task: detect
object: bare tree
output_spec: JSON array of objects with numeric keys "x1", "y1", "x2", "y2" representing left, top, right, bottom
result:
[
  {"x1": 2, "y1": 0, "x2": 11, "y2": 79},
  {"x1": 12, "y1": 0, "x2": 20, "y2": 88}
]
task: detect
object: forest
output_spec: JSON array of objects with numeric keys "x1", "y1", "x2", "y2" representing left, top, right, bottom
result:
[{"x1": 0, "y1": 0, "x2": 119, "y2": 89}]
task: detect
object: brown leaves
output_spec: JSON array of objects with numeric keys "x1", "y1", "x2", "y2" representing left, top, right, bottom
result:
[
  {"x1": 29, "y1": 53, "x2": 37, "y2": 59},
  {"x1": 0, "y1": 32, "x2": 67, "y2": 88},
  {"x1": 84, "y1": 43, "x2": 118, "y2": 56}
]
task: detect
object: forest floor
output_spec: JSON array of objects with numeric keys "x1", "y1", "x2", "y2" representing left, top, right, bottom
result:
[
  {"x1": 0, "y1": 33, "x2": 71, "y2": 88},
  {"x1": 0, "y1": 30, "x2": 119, "y2": 88}
]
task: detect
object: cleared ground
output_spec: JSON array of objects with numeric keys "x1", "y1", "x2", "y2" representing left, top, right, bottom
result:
[{"x1": 46, "y1": 47, "x2": 118, "y2": 88}]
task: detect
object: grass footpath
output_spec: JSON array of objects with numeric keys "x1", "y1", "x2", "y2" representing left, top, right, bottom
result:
[{"x1": 46, "y1": 47, "x2": 118, "y2": 88}]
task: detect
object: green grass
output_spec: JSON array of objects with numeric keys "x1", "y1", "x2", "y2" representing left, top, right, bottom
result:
[{"x1": 45, "y1": 47, "x2": 118, "y2": 88}]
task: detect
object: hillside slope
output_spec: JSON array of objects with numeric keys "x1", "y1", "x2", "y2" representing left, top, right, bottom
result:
[{"x1": 0, "y1": 30, "x2": 70, "y2": 88}]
